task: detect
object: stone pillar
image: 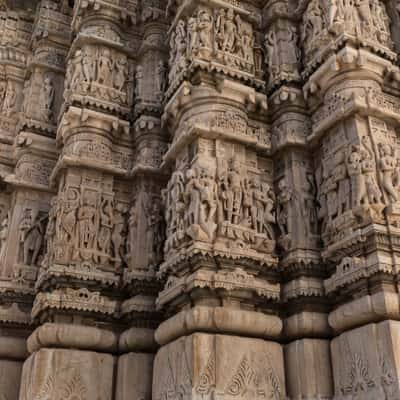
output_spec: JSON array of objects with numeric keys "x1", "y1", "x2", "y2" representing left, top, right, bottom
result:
[
  {"x1": 301, "y1": 0, "x2": 400, "y2": 397},
  {"x1": 0, "y1": 3, "x2": 42, "y2": 398},
  {"x1": 117, "y1": 3, "x2": 168, "y2": 399},
  {"x1": 263, "y1": 1, "x2": 334, "y2": 397},
  {"x1": 152, "y1": 2, "x2": 287, "y2": 398},
  {"x1": 17, "y1": 1, "x2": 137, "y2": 398}
]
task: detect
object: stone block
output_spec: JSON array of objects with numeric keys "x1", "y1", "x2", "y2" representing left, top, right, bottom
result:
[
  {"x1": 0, "y1": 359, "x2": 23, "y2": 400},
  {"x1": 285, "y1": 339, "x2": 333, "y2": 399},
  {"x1": 153, "y1": 333, "x2": 286, "y2": 400},
  {"x1": 19, "y1": 348, "x2": 115, "y2": 400},
  {"x1": 331, "y1": 320, "x2": 400, "y2": 399},
  {"x1": 116, "y1": 352, "x2": 154, "y2": 400}
]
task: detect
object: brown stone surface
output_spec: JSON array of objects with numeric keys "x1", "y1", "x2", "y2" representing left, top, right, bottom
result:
[{"x1": 0, "y1": 0, "x2": 398, "y2": 399}]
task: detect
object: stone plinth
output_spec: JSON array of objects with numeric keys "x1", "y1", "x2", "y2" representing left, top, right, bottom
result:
[
  {"x1": 331, "y1": 321, "x2": 400, "y2": 399},
  {"x1": 116, "y1": 353, "x2": 154, "y2": 400},
  {"x1": 153, "y1": 333, "x2": 286, "y2": 400},
  {"x1": 19, "y1": 348, "x2": 115, "y2": 400},
  {"x1": 285, "y1": 339, "x2": 333, "y2": 399}
]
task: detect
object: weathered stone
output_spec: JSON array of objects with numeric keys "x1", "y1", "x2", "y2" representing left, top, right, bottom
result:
[
  {"x1": 116, "y1": 353, "x2": 154, "y2": 400},
  {"x1": 0, "y1": 0, "x2": 399, "y2": 398},
  {"x1": 19, "y1": 348, "x2": 115, "y2": 400},
  {"x1": 153, "y1": 333, "x2": 286, "y2": 400}
]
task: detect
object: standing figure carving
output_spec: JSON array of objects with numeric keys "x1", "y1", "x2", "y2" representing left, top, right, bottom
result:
[
  {"x1": 39, "y1": 76, "x2": 55, "y2": 122},
  {"x1": 97, "y1": 48, "x2": 113, "y2": 86},
  {"x1": 346, "y1": 145, "x2": 367, "y2": 208},
  {"x1": 3, "y1": 81, "x2": 17, "y2": 117},
  {"x1": 379, "y1": 144, "x2": 398, "y2": 203}
]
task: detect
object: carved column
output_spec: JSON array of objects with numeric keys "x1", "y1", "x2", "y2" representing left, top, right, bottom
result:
[
  {"x1": 302, "y1": 0, "x2": 400, "y2": 396},
  {"x1": 263, "y1": 1, "x2": 334, "y2": 397},
  {"x1": 116, "y1": 3, "x2": 168, "y2": 400},
  {"x1": 18, "y1": 1, "x2": 136, "y2": 399},
  {"x1": 0, "y1": 3, "x2": 38, "y2": 399},
  {"x1": 152, "y1": 1, "x2": 287, "y2": 398}
]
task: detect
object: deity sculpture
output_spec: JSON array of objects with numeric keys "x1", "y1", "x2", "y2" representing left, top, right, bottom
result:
[
  {"x1": 112, "y1": 203, "x2": 128, "y2": 267},
  {"x1": 197, "y1": 9, "x2": 213, "y2": 48},
  {"x1": 114, "y1": 57, "x2": 128, "y2": 92},
  {"x1": 98, "y1": 198, "x2": 113, "y2": 259},
  {"x1": 19, "y1": 209, "x2": 44, "y2": 266},
  {"x1": 39, "y1": 76, "x2": 55, "y2": 122},
  {"x1": 277, "y1": 178, "x2": 292, "y2": 236},
  {"x1": 346, "y1": 145, "x2": 368, "y2": 208},
  {"x1": 379, "y1": 143, "x2": 398, "y2": 203},
  {"x1": 0, "y1": 215, "x2": 8, "y2": 263},
  {"x1": 71, "y1": 49, "x2": 84, "y2": 89},
  {"x1": 77, "y1": 194, "x2": 97, "y2": 256},
  {"x1": 97, "y1": 48, "x2": 113, "y2": 86},
  {"x1": 82, "y1": 46, "x2": 96, "y2": 83},
  {"x1": 3, "y1": 81, "x2": 17, "y2": 117}
]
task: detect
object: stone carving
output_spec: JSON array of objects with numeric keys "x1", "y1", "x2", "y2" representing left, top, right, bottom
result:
[
  {"x1": 2, "y1": 2, "x2": 400, "y2": 400},
  {"x1": 18, "y1": 208, "x2": 45, "y2": 267},
  {"x1": 265, "y1": 24, "x2": 300, "y2": 88},
  {"x1": 302, "y1": 0, "x2": 393, "y2": 67},
  {"x1": 163, "y1": 155, "x2": 276, "y2": 259},
  {"x1": 65, "y1": 45, "x2": 131, "y2": 111},
  {"x1": 39, "y1": 75, "x2": 55, "y2": 122},
  {"x1": 168, "y1": 5, "x2": 256, "y2": 85}
]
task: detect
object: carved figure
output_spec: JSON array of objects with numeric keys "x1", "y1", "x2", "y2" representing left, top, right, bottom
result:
[
  {"x1": 346, "y1": 145, "x2": 368, "y2": 208},
  {"x1": 3, "y1": 81, "x2": 17, "y2": 116},
  {"x1": 39, "y1": 76, "x2": 55, "y2": 122},
  {"x1": 197, "y1": 9, "x2": 213, "y2": 48},
  {"x1": 146, "y1": 198, "x2": 165, "y2": 266},
  {"x1": 265, "y1": 30, "x2": 279, "y2": 80},
  {"x1": 185, "y1": 168, "x2": 202, "y2": 226},
  {"x1": 71, "y1": 50, "x2": 84, "y2": 88},
  {"x1": 43, "y1": 197, "x2": 57, "y2": 265},
  {"x1": 82, "y1": 46, "x2": 96, "y2": 83},
  {"x1": 379, "y1": 144, "x2": 398, "y2": 203},
  {"x1": 112, "y1": 203, "x2": 127, "y2": 265},
  {"x1": 227, "y1": 158, "x2": 243, "y2": 225},
  {"x1": 187, "y1": 16, "x2": 198, "y2": 55},
  {"x1": 334, "y1": 154, "x2": 351, "y2": 215},
  {"x1": 221, "y1": 9, "x2": 237, "y2": 52},
  {"x1": 77, "y1": 193, "x2": 97, "y2": 255},
  {"x1": 98, "y1": 198, "x2": 113, "y2": 257},
  {"x1": 303, "y1": 0, "x2": 324, "y2": 42},
  {"x1": 97, "y1": 48, "x2": 113, "y2": 86},
  {"x1": 0, "y1": 215, "x2": 8, "y2": 263},
  {"x1": 156, "y1": 61, "x2": 167, "y2": 94},
  {"x1": 277, "y1": 178, "x2": 292, "y2": 236},
  {"x1": 114, "y1": 57, "x2": 128, "y2": 92},
  {"x1": 135, "y1": 65, "x2": 144, "y2": 99},
  {"x1": 19, "y1": 209, "x2": 44, "y2": 266}
]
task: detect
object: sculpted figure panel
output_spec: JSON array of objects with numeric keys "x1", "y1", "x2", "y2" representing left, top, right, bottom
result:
[
  {"x1": 168, "y1": 5, "x2": 256, "y2": 85},
  {"x1": 163, "y1": 140, "x2": 277, "y2": 260},
  {"x1": 65, "y1": 45, "x2": 131, "y2": 110},
  {"x1": 302, "y1": 0, "x2": 393, "y2": 66}
]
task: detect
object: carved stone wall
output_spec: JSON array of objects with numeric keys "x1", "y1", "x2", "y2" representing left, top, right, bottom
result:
[{"x1": 0, "y1": 0, "x2": 399, "y2": 399}]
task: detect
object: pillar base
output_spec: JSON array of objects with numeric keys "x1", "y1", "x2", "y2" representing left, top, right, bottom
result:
[
  {"x1": 153, "y1": 332, "x2": 286, "y2": 399},
  {"x1": 331, "y1": 320, "x2": 400, "y2": 399},
  {"x1": 19, "y1": 348, "x2": 115, "y2": 400},
  {"x1": 0, "y1": 359, "x2": 23, "y2": 400},
  {"x1": 285, "y1": 338, "x2": 333, "y2": 399},
  {"x1": 116, "y1": 352, "x2": 154, "y2": 400}
]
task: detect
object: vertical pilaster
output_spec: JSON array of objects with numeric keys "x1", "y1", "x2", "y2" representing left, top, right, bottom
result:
[
  {"x1": 18, "y1": 1, "x2": 137, "y2": 398},
  {"x1": 263, "y1": 0, "x2": 334, "y2": 397},
  {"x1": 301, "y1": 0, "x2": 400, "y2": 396},
  {"x1": 117, "y1": 3, "x2": 169, "y2": 399},
  {"x1": 152, "y1": 1, "x2": 287, "y2": 398},
  {"x1": 0, "y1": 3, "x2": 39, "y2": 398}
]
